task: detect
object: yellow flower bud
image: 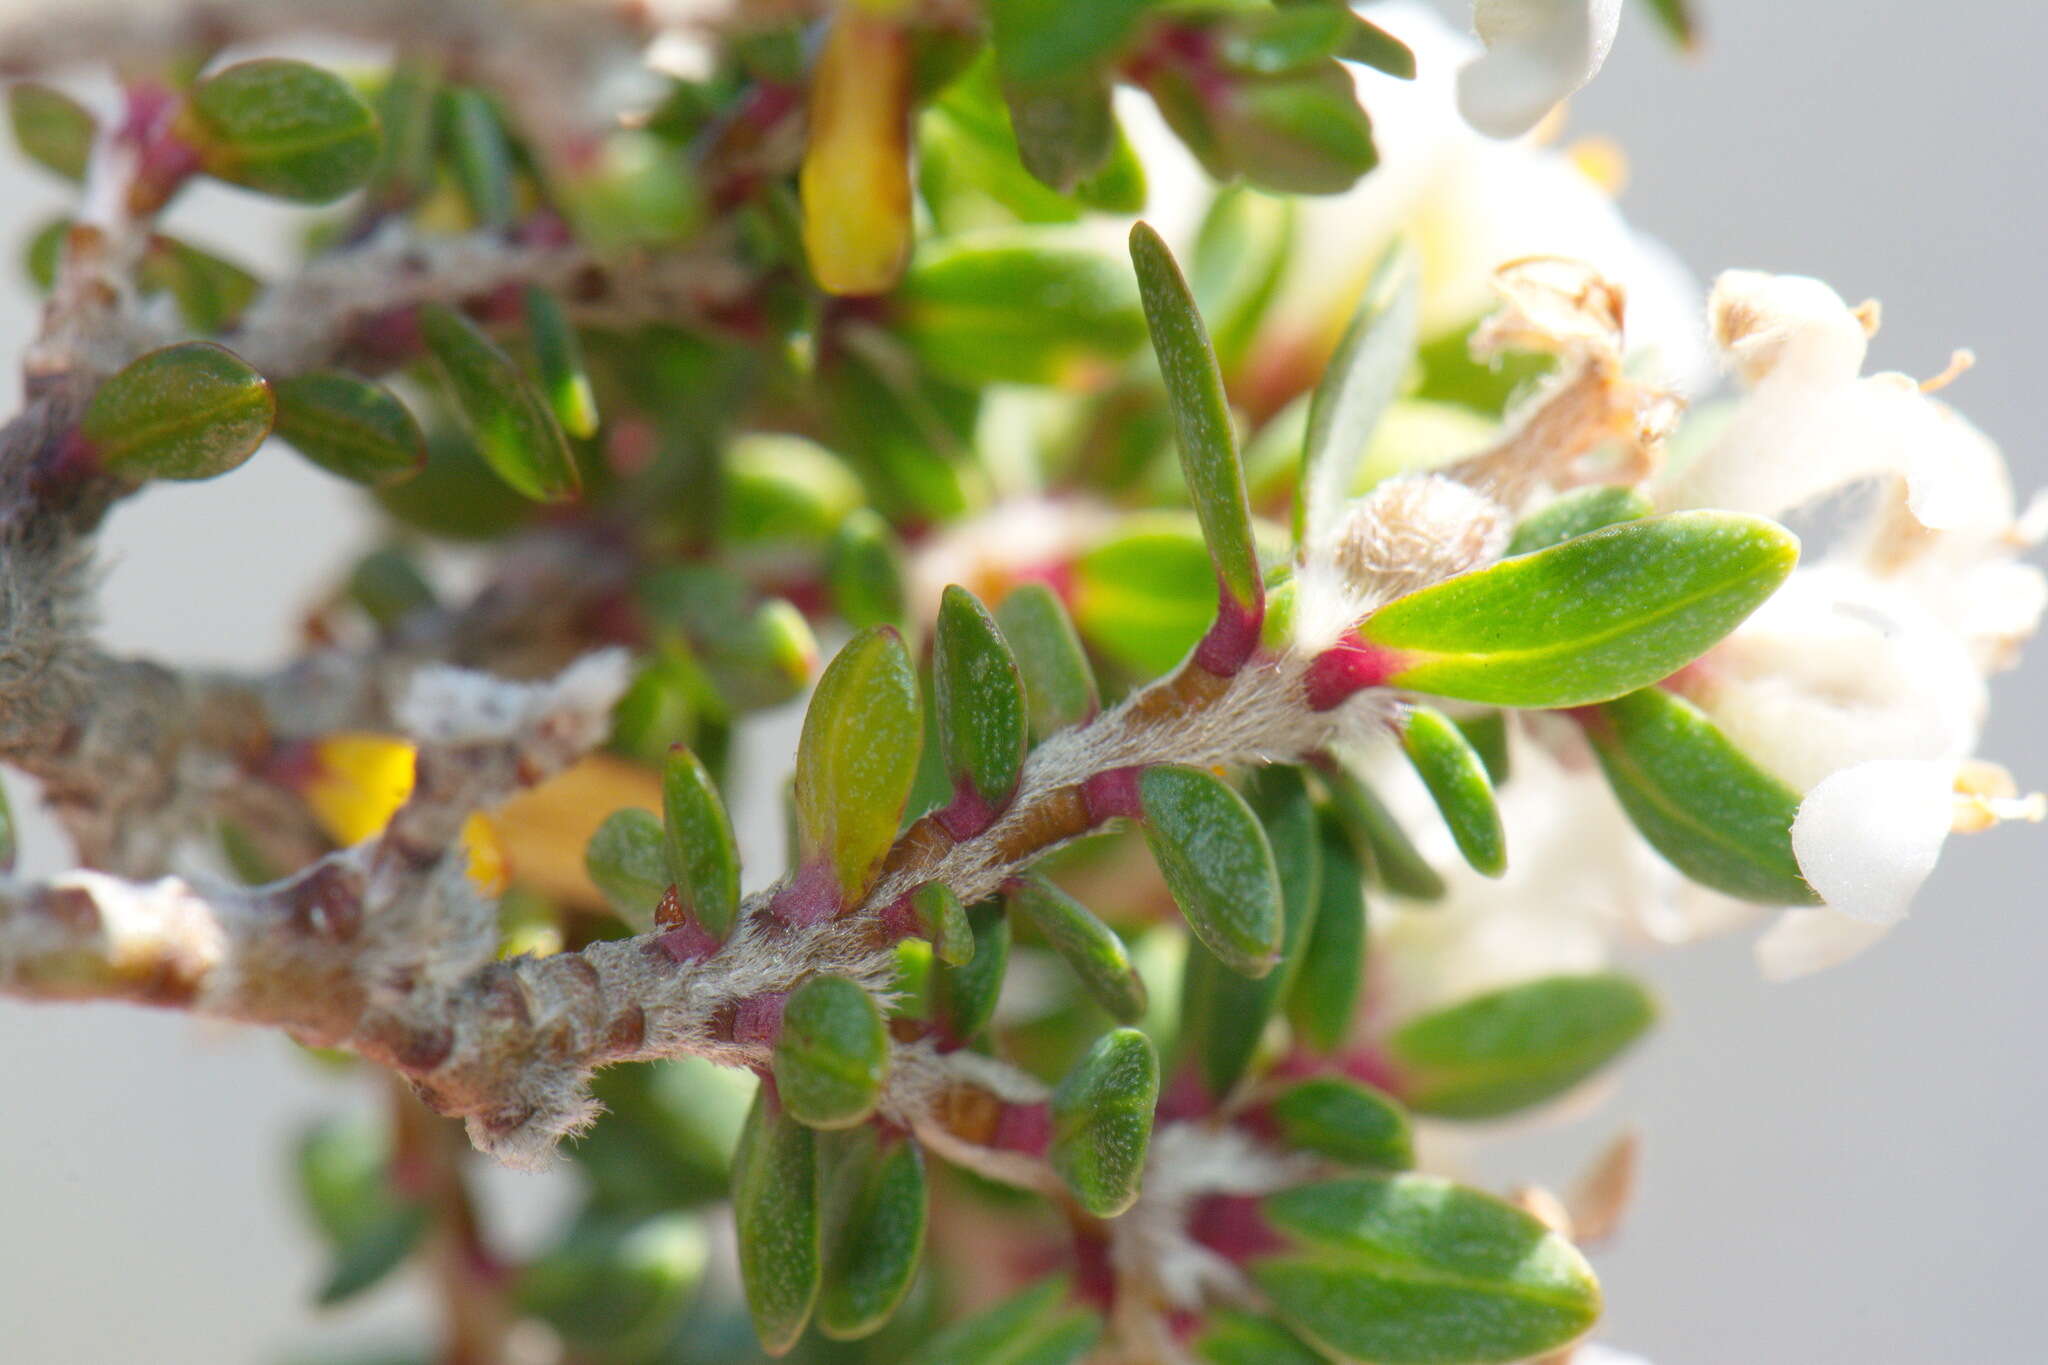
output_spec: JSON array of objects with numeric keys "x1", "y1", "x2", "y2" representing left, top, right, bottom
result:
[{"x1": 799, "y1": 9, "x2": 913, "y2": 296}]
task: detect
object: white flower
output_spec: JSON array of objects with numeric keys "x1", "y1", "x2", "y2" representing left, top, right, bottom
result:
[
  {"x1": 1458, "y1": 0, "x2": 1624, "y2": 139},
  {"x1": 1652, "y1": 270, "x2": 2045, "y2": 976}
]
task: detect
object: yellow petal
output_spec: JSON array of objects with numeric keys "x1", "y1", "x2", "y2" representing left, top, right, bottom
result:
[{"x1": 303, "y1": 733, "x2": 417, "y2": 846}]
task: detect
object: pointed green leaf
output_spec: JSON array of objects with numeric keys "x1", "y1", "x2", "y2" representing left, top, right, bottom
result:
[
  {"x1": 1140, "y1": 764, "x2": 1284, "y2": 977},
  {"x1": 935, "y1": 585, "x2": 1029, "y2": 808},
  {"x1": 1389, "y1": 973, "x2": 1657, "y2": 1119},
  {"x1": 1219, "y1": 7, "x2": 1358, "y2": 74},
  {"x1": 274, "y1": 371, "x2": 426, "y2": 487},
  {"x1": 184, "y1": 59, "x2": 380, "y2": 203},
  {"x1": 1194, "y1": 1309, "x2": 1328, "y2": 1365},
  {"x1": 733, "y1": 1089, "x2": 821, "y2": 1356},
  {"x1": 1050, "y1": 1027, "x2": 1159, "y2": 1218},
  {"x1": 8, "y1": 82, "x2": 94, "y2": 182},
  {"x1": 1583, "y1": 686, "x2": 1818, "y2": 905},
  {"x1": 1009, "y1": 875, "x2": 1146, "y2": 1024},
  {"x1": 1256, "y1": 1175, "x2": 1600, "y2": 1365},
  {"x1": 896, "y1": 237, "x2": 1147, "y2": 389},
  {"x1": 82, "y1": 341, "x2": 274, "y2": 482},
  {"x1": 825, "y1": 509, "x2": 908, "y2": 631},
  {"x1": 1178, "y1": 767, "x2": 1320, "y2": 1097},
  {"x1": 818, "y1": 1129, "x2": 927, "y2": 1340},
  {"x1": 1361, "y1": 512, "x2": 1799, "y2": 708},
  {"x1": 523, "y1": 285, "x2": 598, "y2": 439},
  {"x1": 366, "y1": 61, "x2": 440, "y2": 209},
  {"x1": 1130, "y1": 222, "x2": 1261, "y2": 617},
  {"x1": 904, "y1": 1275, "x2": 1102, "y2": 1365},
  {"x1": 1339, "y1": 14, "x2": 1418, "y2": 77},
  {"x1": 1298, "y1": 247, "x2": 1418, "y2": 546},
  {"x1": 910, "y1": 882, "x2": 975, "y2": 967},
  {"x1": 1505, "y1": 484, "x2": 1655, "y2": 556},
  {"x1": 419, "y1": 302, "x2": 579, "y2": 502},
  {"x1": 584, "y1": 808, "x2": 670, "y2": 932},
  {"x1": 1268, "y1": 1077, "x2": 1413, "y2": 1170},
  {"x1": 1286, "y1": 816, "x2": 1367, "y2": 1053},
  {"x1": 1003, "y1": 74, "x2": 1116, "y2": 197},
  {"x1": 775, "y1": 975, "x2": 889, "y2": 1130},
  {"x1": 933, "y1": 898, "x2": 1009, "y2": 1041},
  {"x1": 1318, "y1": 762, "x2": 1444, "y2": 901},
  {"x1": 1401, "y1": 706, "x2": 1506, "y2": 878},
  {"x1": 1454, "y1": 710, "x2": 1512, "y2": 785},
  {"x1": 794, "y1": 626, "x2": 923, "y2": 902},
  {"x1": 442, "y1": 86, "x2": 516, "y2": 229},
  {"x1": 995, "y1": 582, "x2": 1099, "y2": 742},
  {"x1": 662, "y1": 747, "x2": 742, "y2": 939}
]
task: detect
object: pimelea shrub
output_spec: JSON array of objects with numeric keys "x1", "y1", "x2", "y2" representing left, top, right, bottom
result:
[{"x1": 0, "y1": 2, "x2": 2037, "y2": 1362}]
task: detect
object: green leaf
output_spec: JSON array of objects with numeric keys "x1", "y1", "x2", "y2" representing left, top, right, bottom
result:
[
  {"x1": 1194, "y1": 1309, "x2": 1328, "y2": 1365},
  {"x1": 1268, "y1": 1077, "x2": 1413, "y2": 1170},
  {"x1": 933, "y1": 898, "x2": 1009, "y2": 1041},
  {"x1": 1140, "y1": 764, "x2": 1284, "y2": 977},
  {"x1": 994, "y1": 582, "x2": 1099, "y2": 742},
  {"x1": 1638, "y1": 0, "x2": 1699, "y2": 49},
  {"x1": 1009, "y1": 875, "x2": 1147, "y2": 1023},
  {"x1": 775, "y1": 975, "x2": 890, "y2": 1130},
  {"x1": 984, "y1": 0, "x2": 1155, "y2": 85},
  {"x1": 1219, "y1": 6, "x2": 1356, "y2": 74},
  {"x1": 725, "y1": 434, "x2": 864, "y2": 549},
  {"x1": 733, "y1": 1089, "x2": 822, "y2": 1355},
  {"x1": 794, "y1": 626, "x2": 924, "y2": 902},
  {"x1": 1191, "y1": 185, "x2": 1294, "y2": 375},
  {"x1": 1362, "y1": 512, "x2": 1800, "y2": 708},
  {"x1": 904, "y1": 1275, "x2": 1102, "y2": 1365},
  {"x1": 1505, "y1": 484, "x2": 1655, "y2": 556},
  {"x1": 1454, "y1": 710, "x2": 1512, "y2": 785},
  {"x1": 418, "y1": 302, "x2": 580, "y2": 502},
  {"x1": 81, "y1": 341, "x2": 274, "y2": 482},
  {"x1": 8, "y1": 82, "x2": 94, "y2": 182},
  {"x1": 295, "y1": 1117, "x2": 425, "y2": 1307},
  {"x1": 345, "y1": 547, "x2": 435, "y2": 630},
  {"x1": 184, "y1": 58, "x2": 381, "y2": 203},
  {"x1": 516, "y1": 1213, "x2": 707, "y2": 1351},
  {"x1": 1285, "y1": 816, "x2": 1367, "y2": 1053},
  {"x1": 1223, "y1": 64, "x2": 1378, "y2": 195},
  {"x1": 441, "y1": 86, "x2": 516, "y2": 230},
  {"x1": 138, "y1": 234, "x2": 261, "y2": 332},
  {"x1": 909, "y1": 882, "x2": 976, "y2": 967},
  {"x1": 895, "y1": 236, "x2": 1147, "y2": 389},
  {"x1": 1401, "y1": 706, "x2": 1506, "y2": 878},
  {"x1": 317, "y1": 1204, "x2": 429, "y2": 1307},
  {"x1": 1583, "y1": 686, "x2": 1819, "y2": 905},
  {"x1": 818, "y1": 1129, "x2": 928, "y2": 1340},
  {"x1": 662, "y1": 747, "x2": 742, "y2": 939},
  {"x1": 1070, "y1": 514, "x2": 1218, "y2": 677},
  {"x1": 1256, "y1": 1174, "x2": 1600, "y2": 1365},
  {"x1": 1049, "y1": 1027, "x2": 1159, "y2": 1218},
  {"x1": 935, "y1": 585, "x2": 1030, "y2": 808},
  {"x1": 584, "y1": 808, "x2": 670, "y2": 931},
  {"x1": 1318, "y1": 762, "x2": 1444, "y2": 901},
  {"x1": 1336, "y1": 13, "x2": 1418, "y2": 77},
  {"x1": 1298, "y1": 247, "x2": 1418, "y2": 545},
  {"x1": 825, "y1": 509, "x2": 909, "y2": 631},
  {"x1": 1178, "y1": 767, "x2": 1320, "y2": 1097},
  {"x1": 1003, "y1": 74, "x2": 1116, "y2": 197},
  {"x1": 1389, "y1": 974, "x2": 1657, "y2": 1119},
  {"x1": 523, "y1": 285, "x2": 599, "y2": 439},
  {"x1": 274, "y1": 371, "x2": 426, "y2": 487},
  {"x1": 366, "y1": 61, "x2": 440, "y2": 209},
  {"x1": 1130, "y1": 222, "x2": 1261, "y2": 618}
]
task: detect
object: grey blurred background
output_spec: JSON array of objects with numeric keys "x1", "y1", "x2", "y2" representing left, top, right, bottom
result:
[{"x1": 1, "y1": 1, "x2": 2043, "y2": 1360}]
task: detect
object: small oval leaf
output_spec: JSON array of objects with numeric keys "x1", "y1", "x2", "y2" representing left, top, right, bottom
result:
[
  {"x1": 1140, "y1": 764, "x2": 1284, "y2": 977},
  {"x1": 419, "y1": 302, "x2": 580, "y2": 502},
  {"x1": 442, "y1": 86, "x2": 517, "y2": 230},
  {"x1": 775, "y1": 976, "x2": 890, "y2": 1131},
  {"x1": 1256, "y1": 1174, "x2": 1600, "y2": 1365},
  {"x1": 1285, "y1": 815, "x2": 1368, "y2": 1053},
  {"x1": 995, "y1": 581, "x2": 1100, "y2": 742},
  {"x1": 1267, "y1": 1076, "x2": 1413, "y2": 1170},
  {"x1": 904, "y1": 1274, "x2": 1102, "y2": 1365},
  {"x1": 82, "y1": 340, "x2": 274, "y2": 482},
  {"x1": 662, "y1": 746, "x2": 742, "y2": 940},
  {"x1": 910, "y1": 882, "x2": 976, "y2": 967},
  {"x1": 895, "y1": 236, "x2": 1147, "y2": 388},
  {"x1": 9, "y1": 82, "x2": 95, "y2": 182},
  {"x1": 935, "y1": 585, "x2": 1029, "y2": 809},
  {"x1": 733, "y1": 1089, "x2": 821, "y2": 1356},
  {"x1": 932, "y1": 898, "x2": 1009, "y2": 1042},
  {"x1": 818, "y1": 1129, "x2": 928, "y2": 1340},
  {"x1": 1583, "y1": 686, "x2": 1818, "y2": 905},
  {"x1": 523, "y1": 285, "x2": 599, "y2": 438},
  {"x1": 1401, "y1": 705, "x2": 1506, "y2": 878},
  {"x1": 1317, "y1": 761, "x2": 1445, "y2": 901},
  {"x1": 1361, "y1": 512, "x2": 1800, "y2": 708},
  {"x1": 1505, "y1": 484, "x2": 1655, "y2": 556},
  {"x1": 1389, "y1": 973, "x2": 1657, "y2": 1119},
  {"x1": 794, "y1": 626, "x2": 924, "y2": 903},
  {"x1": 185, "y1": 58, "x2": 380, "y2": 203},
  {"x1": 1009, "y1": 875, "x2": 1147, "y2": 1024},
  {"x1": 274, "y1": 370, "x2": 426, "y2": 486},
  {"x1": 826, "y1": 509, "x2": 909, "y2": 631},
  {"x1": 1050, "y1": 1027, "x2": 1160, "y2": 1218},
  {"x1": 584, "y1": 807, "x2": 669, "y2": 932}
]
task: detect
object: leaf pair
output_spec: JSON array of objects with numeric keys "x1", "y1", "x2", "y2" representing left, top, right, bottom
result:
[{"x1": 583, "y1": 747, "x2": 740, "y2": 940}]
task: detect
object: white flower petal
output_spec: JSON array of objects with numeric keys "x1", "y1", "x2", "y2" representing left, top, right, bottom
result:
[
  {"x1": 1790, "y1": 759, "x2": 1958, "y2": 925},
  {"x1": 1457, "y1": 0, "x2": 1624, "y2": 138},
  {"x1": 1754, "y1": 906, "x2": 1895, "y2": 981}
]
